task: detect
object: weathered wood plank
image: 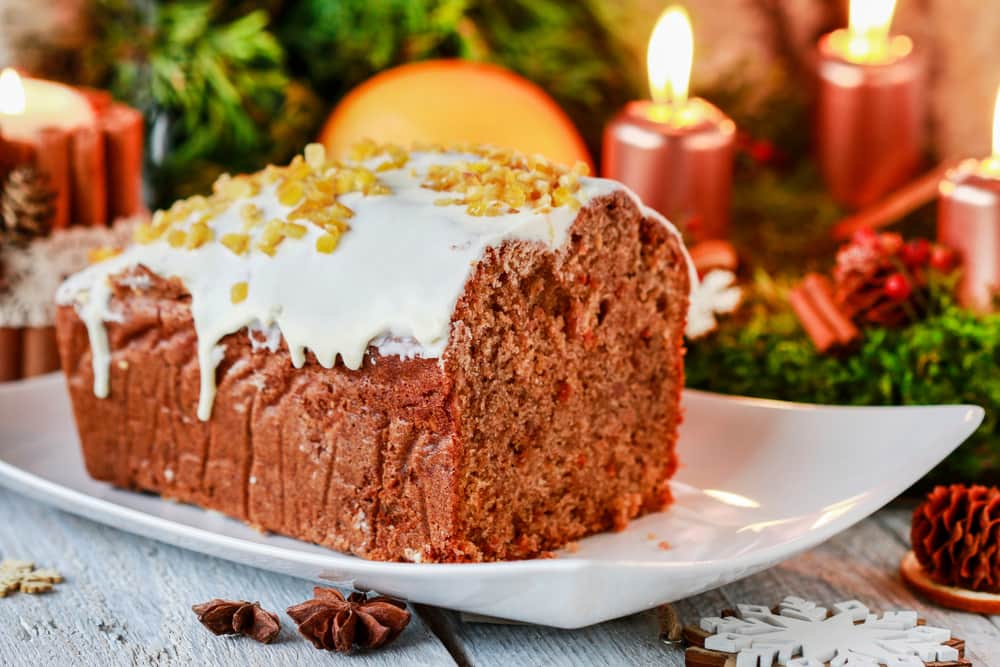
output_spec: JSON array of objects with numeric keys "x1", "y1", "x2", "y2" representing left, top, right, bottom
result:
[
  {"x1": 419, "y1": 508, "x2": 1000, "y2": 666},
  {"x1": 3, "y1": 485, "x2": 999, "y2": 666},
  {"x1": 0, "y1": 488, "x2": 455, "y2": 666}
]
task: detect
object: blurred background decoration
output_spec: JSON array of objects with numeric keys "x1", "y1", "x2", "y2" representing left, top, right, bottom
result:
[
  {"x1": 2, "y1": 0, "x2": 999, "y2": 483},
  {"x1": 3, "y1": 0, "x2": 637, "y2": 206},
  {"x1": 6, "y1": 1, "x2": 998, "y2": 204}
]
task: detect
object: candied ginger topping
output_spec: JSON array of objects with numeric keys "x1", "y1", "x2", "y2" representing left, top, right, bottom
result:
[
  {"x1": 133, "y1": 143, "x2": 376, "y2": 260},
  {"x1": 58, "y1": 141, "x2": 691, "y2": 423},
  {"x1": 422, "y1": 144, "x2": 590, "y2": 217},
  {"x1": 130, "y1": 142, "x2": 592, "y2": 262}
]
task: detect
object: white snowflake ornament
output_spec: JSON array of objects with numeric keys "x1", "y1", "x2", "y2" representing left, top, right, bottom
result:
[
  {"x1": 691, "y1": 596, "x2": 964, "y2": 667},
  {"x1": 685, "y1": 269, "x2": 741, "y2": 339}
]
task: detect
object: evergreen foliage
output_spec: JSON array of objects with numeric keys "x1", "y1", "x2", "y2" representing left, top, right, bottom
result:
[
  {"x1": 686, "y1": 273, "x2": 1000, "y2": 483},
  {"x1": 86, "y1": 0, "x2": 632, "y2": 205}
]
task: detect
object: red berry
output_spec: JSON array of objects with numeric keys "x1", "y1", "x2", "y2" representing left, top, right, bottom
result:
[
  {"x1": 880, "y1": 232, "x2": 904, "y2": 255},
  {"x1": 852, "y1": 227, "x2": 878, "y2": 247},
  {"x1": 884, "y1": 273, "x2": 912, "y2": 301},
  {"x1": 901, "y1": 239, "x2": 931, "y2": 266},
  {"x1": 929, "y1": 245, "x2": 956, "y2": 272},
  {"x1": 749, "y1": 140, "x2": 776, "y2": 164}
]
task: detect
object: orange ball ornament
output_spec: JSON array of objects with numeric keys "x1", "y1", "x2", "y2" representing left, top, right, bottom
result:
[{"x1": 319, "y1": 60, "x2": 592, "y2": 170}]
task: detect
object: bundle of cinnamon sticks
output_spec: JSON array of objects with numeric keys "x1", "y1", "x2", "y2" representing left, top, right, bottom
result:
[
  {"x1": 0, "y1": 90, "x2": 144, "y2": 381},
  {"x1": 0, "y1": 89, "x2": 144, "y2": 229},
  {"x1": 789, "y1": 273, "x2": 860, "y2": 353}
]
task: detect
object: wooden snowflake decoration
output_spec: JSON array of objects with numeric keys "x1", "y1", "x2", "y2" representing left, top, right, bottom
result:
[
  {"x1": 0, "y1": 559, "x2": 63, "y2": 596},
  {"x1": 684, "y1": 596, "x2": 970, "y2": 667}
]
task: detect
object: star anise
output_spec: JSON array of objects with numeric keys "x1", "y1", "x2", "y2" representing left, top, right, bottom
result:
[
  {"x1": 191, "y1": 599, "x2": 281, "y2": 644},
  {"x1": 286, "y1": 587, "x2": 411, "y2": 653}
]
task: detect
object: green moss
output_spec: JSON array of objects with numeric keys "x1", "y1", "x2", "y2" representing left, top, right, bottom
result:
[{"x1": 686, "y1": 274, "x2": 1000, "y2": 483}]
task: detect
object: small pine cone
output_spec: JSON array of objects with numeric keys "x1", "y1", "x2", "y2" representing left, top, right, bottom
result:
[
  {"x1": 832, "y1": 231, "x2": 921, "y2": 327},
  {"x1": 911, "y1": 484, "x2": 1000, "y2": 593},
  {"x1": 1, "y1": 166, "x2": 55, "y2": 245}
]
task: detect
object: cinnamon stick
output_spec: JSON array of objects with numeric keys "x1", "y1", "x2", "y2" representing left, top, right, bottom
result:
[
  {"x1": 70, "y1": 124, "x2": 108, "y2": 226},
  {"x1": 790, "y1": 273, "x2": 860, "y2": 352},
  {"x1": 790, "y1": 286, "x2": 839, "y2": 353},
  {"x1": 0, "y1": 327, "x2": 23, "y2": 381},
  {"x1": 102, "y1": 104, "x2": 144, "y2": 220},
  {"x1": 0, "y1": 128, "x2": 37, "y2": 181},
  {"x1": 35, "y1": 127, "x2": 72, "y2": 229},
  {"x1": 21, "y1": 326, "x2": 60, "y2": 377},
  {"x1": 802, "y1": 274, "x2": 859, "y2": 344},
  {"x1": 831, "y1": 161, "x2": 957, "y2": 241},
  {"x1": 78, "y1": 87, "x2": 113, "y2": 115}
]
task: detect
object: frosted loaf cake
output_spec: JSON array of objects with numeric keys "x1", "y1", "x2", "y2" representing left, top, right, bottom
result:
[{"x1": 56, "y1": 143, "x2": 693, "y2": 562}]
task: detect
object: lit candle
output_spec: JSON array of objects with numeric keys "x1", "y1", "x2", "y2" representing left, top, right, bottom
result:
[
  {"x1": 937, "y1": 86, "x2": 1000, "y2": 312},
  {"x1": 0, "y1": 68, "x2": 96, "y2": 229},
  {"x1": 815, "y1": 0, "x2": 925, "y2": 209},
  {"x1": 602, "y1": 6, "x2": 735, "y2": 241},
  {"x1": 0, "y1": 68, "x2": 95, "y2": 140}
]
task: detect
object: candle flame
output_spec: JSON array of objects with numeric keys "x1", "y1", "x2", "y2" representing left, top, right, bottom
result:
[
  {"x1": 0, "y1": 68, "x2": 26, "y2": 115},
  {"x1": 982, "y1": 85, "x2": 1000, "y2": 178},
  {"x1": 647, "y1": 6, "x2": 693, "y2": 107},
  {"x1": 846, "y1": 0, "x2": 898, "y2": 62},
  {"x1": 993, "y1": 85, "x2": 1000, "y2": 159}
]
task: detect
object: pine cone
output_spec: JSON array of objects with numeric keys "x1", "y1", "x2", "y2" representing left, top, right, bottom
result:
[
  {"x1": 1, "y1": 166, "x2": 55, "y2": 245},
  {"x1": 911, "y1": 484, "x2": 1000, "y2": 593},
  {"x1": 831, "y1": 230, "x2": 956, "y2": 328}
]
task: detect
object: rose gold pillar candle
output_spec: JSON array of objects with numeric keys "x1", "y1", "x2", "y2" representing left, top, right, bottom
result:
[
  {"x1": 815, "y1": 0, "x2": 925, "y2": 209},
  {"x1": 602, "y1": 6, "x2": 735, "y2": 242},
  {"x1": 937, "y1": 88, "x2": 1000, "y2": 312}
]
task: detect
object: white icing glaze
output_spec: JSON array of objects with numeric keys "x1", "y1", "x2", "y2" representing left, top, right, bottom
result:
[{"x1": 57, "y1": 149, "x2": 695, "y2": 421}]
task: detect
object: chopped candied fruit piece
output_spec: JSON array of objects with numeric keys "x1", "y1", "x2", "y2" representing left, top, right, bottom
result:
[
  {"x1": 167, "y1": 229, "x2": 187, "y2": 248},
  {"x1": 240, "y1": 203, "x2": 262, "y2": 225},
  {"x1": 315, "y1": 233, "x2": 340, "y2": 254},
  {"x1": 220, "y1": 233, "x2": 250, "y2": 255},
  {"x1": 87, "y1": 246, "x2": 122, "y2": 264},
  {"x1": 282, "y1": 222, "x2": 307, "y2": 239},
  {"x1": 277, "y1": 180, "x2": 305, "y2": 206},
  {"x1": 185, "y1": 221, "x2": 214, "y2": 249},
  {"x1": 417, "y1": 142, "x2": 587, "y2": 216},
  {"x1": 349, "y1": 138, "x2": 379, "y2": 162},
  {"x1": 214, "y1": 174, "x2": 258, "y2": 199},
  {"x1": 230, "y1": 282, "x2": 248, "y2": 304},
  {"x1": 134, "y1": 223, "x2": 165, "y2": 244},
  {"x1": 304, "y1": 143, "x2": 327, "y2": 169},
  {"x1": 256, "y1": 220, "x2": 285, "y2": 256}
]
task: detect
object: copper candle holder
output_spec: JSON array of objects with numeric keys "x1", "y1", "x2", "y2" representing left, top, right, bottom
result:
[
  {"x1": 937, "y1": 160, "x2": 1000, "y2": 312},
  {"x1": 603, "y1": 99, "x2": 735, "y2": 242},
  {"x1": 815, "y1": 30, "x2": 926, "y2": 209}
]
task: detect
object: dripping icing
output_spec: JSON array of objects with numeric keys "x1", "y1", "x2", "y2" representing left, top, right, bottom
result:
[{"x1": 57, "y1": 147, "x2": 694, "y2": 421}]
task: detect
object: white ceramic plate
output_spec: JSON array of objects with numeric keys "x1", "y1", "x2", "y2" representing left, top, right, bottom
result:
[{"x1": 0, "y1": 374, "x2": 983, "y2": 628}]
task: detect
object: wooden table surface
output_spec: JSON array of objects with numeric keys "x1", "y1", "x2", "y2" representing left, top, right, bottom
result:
[{"x1": 0, "y1": 486, "x2": 997, "y2": 666}]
